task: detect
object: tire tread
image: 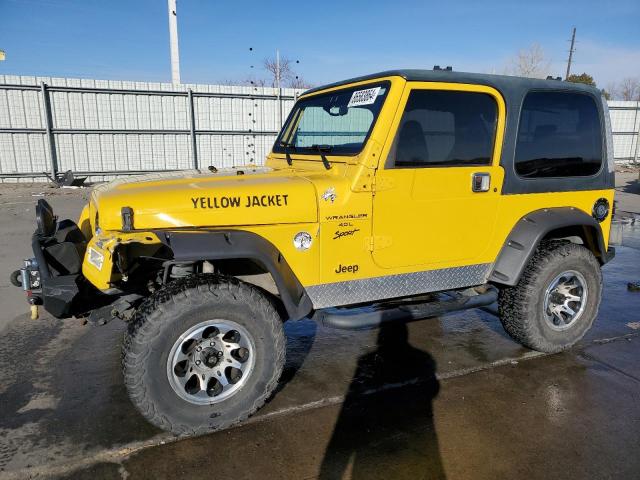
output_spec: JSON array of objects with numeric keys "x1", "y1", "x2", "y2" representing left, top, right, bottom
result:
[
  {"x1": 122, "y1": 274, "x2": 285, "y2": 436},
  {"x1": 498, "y1": 240, "x2": 602, "y2": 353}
]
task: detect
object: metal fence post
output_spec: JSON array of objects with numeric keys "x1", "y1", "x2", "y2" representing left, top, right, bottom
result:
[
  {"x1": 277, "y1": 87, "x2": 283, "y2": 128},
  {"x1": 40, "y1": 82, "x2": 58, "y2": 181},
  {"x1": 634, "y1": 101, "x2": 640, "y2": 166},
  {"x1": 187, "y1": 88, "x2": 198, "y2": 169}
]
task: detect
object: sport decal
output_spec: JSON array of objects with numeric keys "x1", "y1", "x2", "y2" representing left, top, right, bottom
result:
[{"x1": 333, "y1": 228, "x2": 360, "y2": 240}]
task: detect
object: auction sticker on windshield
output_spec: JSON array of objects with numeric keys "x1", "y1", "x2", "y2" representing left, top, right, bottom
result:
[{"x1": 347, "y1": 86, "x2": 381, "y2": 107}]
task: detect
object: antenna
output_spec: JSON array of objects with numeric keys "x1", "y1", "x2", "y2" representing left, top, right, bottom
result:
[{"x1": 565, "y1": 27, "x2": 576, "y2": 80}]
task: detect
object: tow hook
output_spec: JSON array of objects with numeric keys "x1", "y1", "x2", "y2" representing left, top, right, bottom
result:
[{"x1": 11, "y1": 258, "x2": 43, "y2": 319}]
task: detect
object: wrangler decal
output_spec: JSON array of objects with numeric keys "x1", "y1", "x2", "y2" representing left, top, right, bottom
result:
[{"x1": 325, "y1": 213, "x2": 368, "y2": 221}]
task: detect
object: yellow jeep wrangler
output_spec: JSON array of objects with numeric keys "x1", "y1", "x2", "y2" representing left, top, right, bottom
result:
[{"x1": 12, "y1": 69, "x2": 615, "y2": 434}]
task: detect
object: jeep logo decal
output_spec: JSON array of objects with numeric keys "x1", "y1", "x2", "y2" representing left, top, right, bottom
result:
[{"x1": 335, "y1": 264, "x2": 359, "y2": 274}]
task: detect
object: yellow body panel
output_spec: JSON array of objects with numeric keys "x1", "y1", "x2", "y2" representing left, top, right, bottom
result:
[
  {"x1": 92, "y1": 169, "x2": 318, "y2": 231},
  {"x1": 81, "y1": 75, "x2": 614, "y2": 297},
  {"x1": 372, "y1": 82, "x2": 506, "y2": 269}
]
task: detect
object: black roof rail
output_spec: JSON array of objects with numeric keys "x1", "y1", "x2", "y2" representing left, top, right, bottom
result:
[
  {"x1": 433, "y1": 65, "x2": 453, "y2": 71},
  {"x1": 546, "y1": 75, "x2": 563, "y2": 81}
]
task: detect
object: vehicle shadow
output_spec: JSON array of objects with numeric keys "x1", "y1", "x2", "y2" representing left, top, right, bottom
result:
[
  {"x1": 618, "y1": 175, "x2": 640, "y2": 195},
  {"x1": 318, "y1": 323, "x2": 446, "y2": 480}
]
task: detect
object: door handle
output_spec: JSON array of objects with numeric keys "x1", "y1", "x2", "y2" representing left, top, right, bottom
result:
[{"x1": 472, "y1": 172, "x2": 491, "y2": 192}]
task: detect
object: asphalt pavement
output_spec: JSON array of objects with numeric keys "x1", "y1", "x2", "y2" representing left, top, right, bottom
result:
[{"x1": 0, "y1": 176, "x2": 638, "y2": 480}]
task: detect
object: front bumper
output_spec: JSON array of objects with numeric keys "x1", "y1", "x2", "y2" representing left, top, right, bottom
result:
[
  {"x1": 23, "y1": 230, "x2": 85, "y2": 318},
  {"x1": 12, "y1": 200, "x2": 88, "y2": 318},
  {"x1": 13, "y1": 237, "x2": 84, "y2": 319}
]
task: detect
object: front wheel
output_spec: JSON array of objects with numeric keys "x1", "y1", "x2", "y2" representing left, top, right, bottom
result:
[
  {"x1": 498, "y1": 241, "x2": 602, "y2": 353},
  {"x1": 122, "y1": 275, "x2": 285, "y2": 435}
]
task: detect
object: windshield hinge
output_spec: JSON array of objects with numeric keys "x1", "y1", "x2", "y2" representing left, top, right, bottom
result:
[{"x1": 371, "y1": 175, "x2": 393, "y2": 192}]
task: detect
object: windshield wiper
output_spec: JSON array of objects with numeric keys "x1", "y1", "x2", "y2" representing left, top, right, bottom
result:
[
  {"x1": 310, "y1": 144, "x2": 332, "y2": 170},
  {"x1": 278, "y1": 140, "x2": 295, "y2": 166}
]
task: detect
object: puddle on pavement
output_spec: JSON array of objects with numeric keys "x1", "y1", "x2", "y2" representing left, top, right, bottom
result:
[{"x1": 611, "y1": 215, "x2": 640, "y2": 250}]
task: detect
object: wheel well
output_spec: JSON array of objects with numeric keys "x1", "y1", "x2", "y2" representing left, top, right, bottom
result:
[
  {"x1": 542, "y1": 225, "x2": 604, "y2": 262},
  {"x1": 488, "y1": 207, "x2": 609, "y2": 287},
  {"x1": 152, "y1": 229, "x2": 314, "y2": 320}
]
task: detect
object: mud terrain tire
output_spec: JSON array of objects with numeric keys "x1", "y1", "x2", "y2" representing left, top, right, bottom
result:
[
  {"x1": 122, "y1": 274, "x2": 285, "y2": 435},
  {"x1": 498, "y1": 241, "x2": 602, "y2": 353}
]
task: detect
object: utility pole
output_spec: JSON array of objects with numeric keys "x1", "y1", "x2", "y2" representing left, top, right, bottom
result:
[
  {"x1": 565, "y1": 27, "x2": 576, "y2": 80},
  {"x1": 167, "y1": 0, "x2": 181, "y2": 84}
]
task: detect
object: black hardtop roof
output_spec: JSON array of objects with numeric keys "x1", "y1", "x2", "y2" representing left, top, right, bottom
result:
[{"x1": 303, "y1": 69, "x2": 602, "y2": 97}]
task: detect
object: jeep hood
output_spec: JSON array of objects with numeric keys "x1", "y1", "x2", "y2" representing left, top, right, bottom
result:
[{"x1": 91, "y1": 168, "x2": 318, "y2": 231}]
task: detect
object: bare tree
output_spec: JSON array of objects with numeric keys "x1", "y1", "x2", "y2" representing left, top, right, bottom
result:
[
  {"x1": 217, "y1": 79, "x2": 240, "y2": 86},
  {"x1": 505, "y1": 43, "x2": 552, "y2": 79},
  {"x1": 619, "y1": 77, "x2": 640, "y2": 101},
  {"x1": 287, "y1": 76, "x2": 313, "y2": 90},
  {"x1": 220, "y1": 54, "x2": 311, "y2": 89},
  {"x1": 607, "y1": 78, "x2": 640, "y2": 101},
  {"x1": 605, "y1": 82, "x2": 618, "y2": 99},
  {"x1": 263, "y1": 56, "x2": 295, "y2": 87},
  {"x1": 243, "y1": 76, "x2": 267, "y2": 87}
]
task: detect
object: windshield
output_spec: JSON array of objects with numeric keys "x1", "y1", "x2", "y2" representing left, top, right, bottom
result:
[{"x1": 274, "y1": 81, "x2": 390, "y2": 156}]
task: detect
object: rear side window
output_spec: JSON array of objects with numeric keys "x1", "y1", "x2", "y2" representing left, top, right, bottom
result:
[
  {"x1": 515, "y1": 92, "x2": 602, "y2": 178},
  {"x1": 388, "y1": 90, "x2": 497, "y2": 168}
]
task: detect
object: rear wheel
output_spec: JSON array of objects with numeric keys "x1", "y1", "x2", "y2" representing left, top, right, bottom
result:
[
  {"x1": 498, "y1": 241, "x2": 602, "y2": 353},
  {"x1": 122, "y1": 274, "x2": 285, "y2": 435}
]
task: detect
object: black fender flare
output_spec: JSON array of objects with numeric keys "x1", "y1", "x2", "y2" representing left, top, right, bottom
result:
[
  {"x1": 153, "y1": 229, "x2": 313, "y2": 321},
  {"x1": 488, "y1": 207, "x2": 613, "y2": 287}
]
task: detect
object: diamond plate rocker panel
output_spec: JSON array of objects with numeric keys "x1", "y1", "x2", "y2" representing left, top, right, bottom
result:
[{"x1": 306, "y1": 263, "x2": 493, "y2": 309}]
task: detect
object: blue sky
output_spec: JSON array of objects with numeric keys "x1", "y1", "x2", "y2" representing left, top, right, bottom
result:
[{"x1": 1, "y1": 0, "x2": 639, "y2": 88}]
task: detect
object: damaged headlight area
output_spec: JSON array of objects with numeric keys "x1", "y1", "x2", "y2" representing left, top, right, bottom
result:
[{"x1": 87, "y1": 247, "x2": 105, "y2": 271}]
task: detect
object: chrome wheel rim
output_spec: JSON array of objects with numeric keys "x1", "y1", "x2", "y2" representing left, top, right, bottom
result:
[
  {"x1": 543, "y1": 270, "x2": 588, "y2": 331},
  {"x1": 167, "y1": 319, "x2": 256, "y2": 405}
]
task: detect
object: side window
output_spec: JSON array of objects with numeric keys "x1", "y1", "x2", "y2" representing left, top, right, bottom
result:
[
  {"x1": 388, "y1": 90, "x2": 498, "y2": 168},
  {"x1": 515, "y1": 91, "x2": 602, "y2": 178}
]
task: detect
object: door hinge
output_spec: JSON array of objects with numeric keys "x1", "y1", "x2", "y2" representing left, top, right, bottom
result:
[
  {"x1": 365, "y1": 235, "x2": 392, "y2": 251},
  {"x1": 372, "y1": 176, "x2": 394, "y2": 192}
]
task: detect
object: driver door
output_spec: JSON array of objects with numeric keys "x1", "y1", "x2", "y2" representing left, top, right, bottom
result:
[{"x1": 372, "y1": 82, "x2": 506, "y2": 270}]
